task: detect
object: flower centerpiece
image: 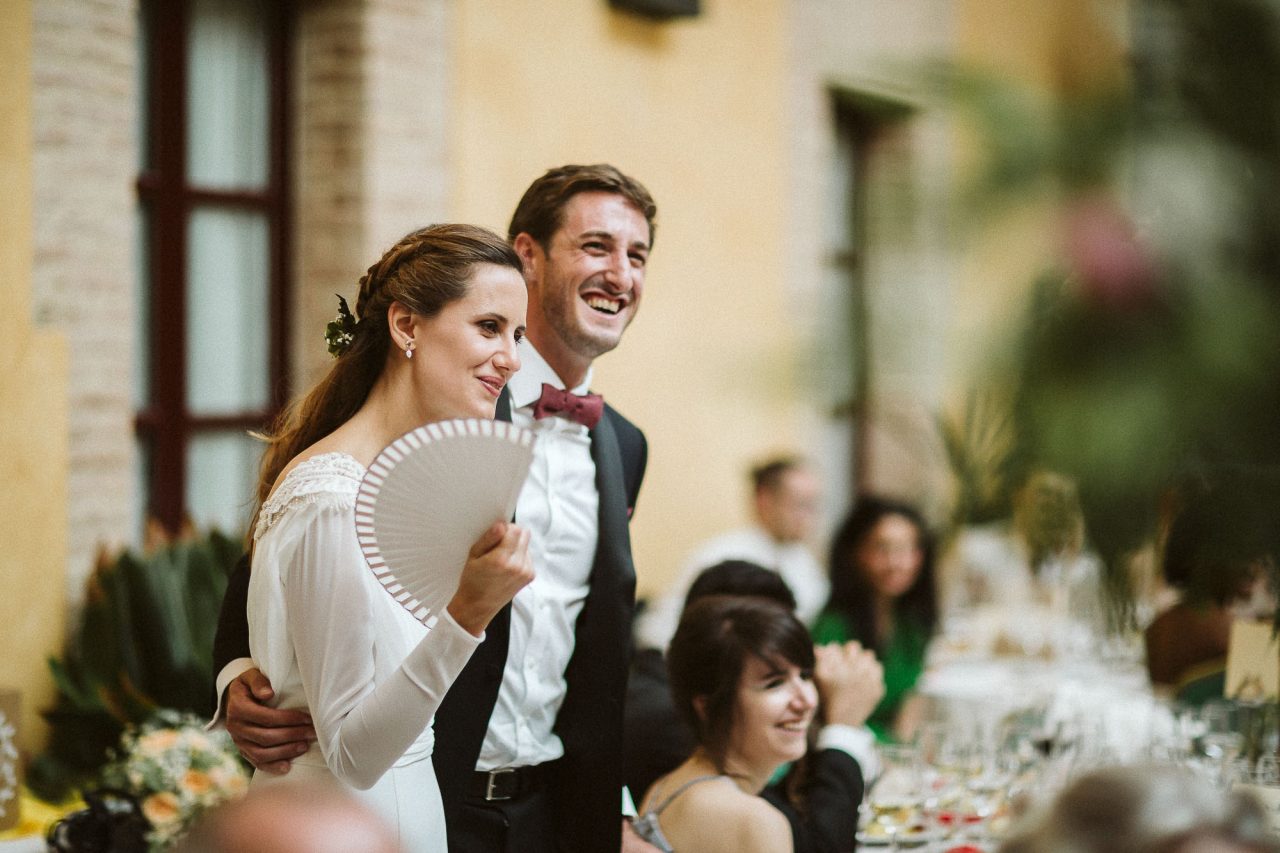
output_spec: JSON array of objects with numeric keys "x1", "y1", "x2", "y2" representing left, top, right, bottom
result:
[{"x1": 98, "y1": 709, "x2": 248, "y2": 849}]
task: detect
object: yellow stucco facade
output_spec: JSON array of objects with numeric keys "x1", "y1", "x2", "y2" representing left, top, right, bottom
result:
[
  {"x1": 0, "y1": 0, "x2": 69, "y2": 754},
  {"x1": 450, "y1": 0, "x2": 1133, "y2": 598},
  {"x1": 1, "y1": 0, "x2": 1137, "y2": 758},
  {"x1": 451, "y1": 0, "x2": 796, "y2": 596}
]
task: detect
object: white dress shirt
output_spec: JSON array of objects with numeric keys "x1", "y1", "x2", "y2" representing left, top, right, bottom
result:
[
  {"x1": 634, "y1": 526, "x2": 830, "y2": 652},
  {"x1": 477, "y1": 342, "x2": 600, "y2": 770}
]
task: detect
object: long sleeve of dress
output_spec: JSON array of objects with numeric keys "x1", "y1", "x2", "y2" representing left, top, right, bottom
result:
[{"x1": 252, "y1": 490, "x2": 481, "y2": 791}]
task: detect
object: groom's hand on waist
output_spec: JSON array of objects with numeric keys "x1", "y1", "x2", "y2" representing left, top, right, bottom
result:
[{"x1": 226, "y1": 667, "x2": 317, "y2": 775}]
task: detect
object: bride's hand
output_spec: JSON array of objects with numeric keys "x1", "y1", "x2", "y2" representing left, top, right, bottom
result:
[{"x1": 447, "y1": 521, "x2": 534, "y2": 637}]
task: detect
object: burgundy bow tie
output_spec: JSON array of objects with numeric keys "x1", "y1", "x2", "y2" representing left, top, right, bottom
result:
[{"x1": 531, "y1": 383, "x2": 604, "y2": 429}]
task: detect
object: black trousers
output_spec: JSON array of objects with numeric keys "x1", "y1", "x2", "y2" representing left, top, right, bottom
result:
[{"x1": 448, "y1": 788, "x2": 557, "y2": 853}]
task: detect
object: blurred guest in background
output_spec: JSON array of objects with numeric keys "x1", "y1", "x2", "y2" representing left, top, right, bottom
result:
[
  {"x1": 632, "y1": 596, "x2": 822, "y2": 853},
  {"x1": 813, "y1": 497, "x2": 937, "y2": 742},
  {"x1": 1144, "y1": 476, "x2": 1278, "y2": 703},
  {"x1": 635, "y1": 456, "x2": 827, "y2": 651},
  {"x1": 625, "y1": 560, "x2": 884, "y2": 853},
  {"x1": 943, "y1": 468, "x2": 1103, "y2": 617},
  {"x1": 999, "y1": 764, "x2": 1276, "y2": 853}
]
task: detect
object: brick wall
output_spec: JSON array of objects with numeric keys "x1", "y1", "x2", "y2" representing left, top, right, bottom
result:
[
  {"x1": 291, "y1": 0, "x2": 452, "y2": 391},
  {"x1": 32, "y1": 0, "x2": 139, "y2": 610},
  {"x1": 30, "y1": 0, "x2": 454, "y2": 609}
]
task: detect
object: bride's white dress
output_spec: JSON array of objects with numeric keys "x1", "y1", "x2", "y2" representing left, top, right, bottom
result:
[{"x1": 246, "y1": 452, "x2": 481, "y2": 852}]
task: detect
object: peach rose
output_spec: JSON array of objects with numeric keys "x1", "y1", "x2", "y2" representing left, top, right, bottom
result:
[
  {"x1": 181, "y1": 769, "x2": 212, "y2": 796},
  {"x1": 138, "y1": 730, "x2": 180, "y2": 754},
  {"x1": 142, "y1": 791, "x2": 181, "y2": 827}
]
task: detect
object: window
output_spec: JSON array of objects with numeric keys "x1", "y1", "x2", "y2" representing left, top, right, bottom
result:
[
  {"x1": 824, "y1": 91, "x2": 914, "y2": 498},
  {"x1": 824, "y1": 100, "x2": 874, "y2": 493},
  {"x1": 136, "y1": 0, "x2": 290, "y2": 538}
]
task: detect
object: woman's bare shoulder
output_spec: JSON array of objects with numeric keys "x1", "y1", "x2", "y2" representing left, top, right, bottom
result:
[{"x1": 667, "y1": 784, "x2": 792, "y2": 853}]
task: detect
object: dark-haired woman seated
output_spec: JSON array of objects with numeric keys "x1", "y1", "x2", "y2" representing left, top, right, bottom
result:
[
  {"x1": 1145, "y1": 481, "x2": 1277, "y2": 704},
  {"x1": 633, "y1": 596, "x2": 818, "y2": 853},
  {"x1": 812, "y1": 497, "x2": 938, "y2": 742}
]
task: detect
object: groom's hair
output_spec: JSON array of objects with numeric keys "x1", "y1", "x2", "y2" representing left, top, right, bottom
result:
[{"x1": 507, "y1": 163, "x2": 657, "y2": 249}]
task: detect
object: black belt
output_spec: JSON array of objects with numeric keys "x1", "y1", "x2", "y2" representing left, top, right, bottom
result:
[{"x1": 467, "y1": 760, "x2": 560, "y2": 802}]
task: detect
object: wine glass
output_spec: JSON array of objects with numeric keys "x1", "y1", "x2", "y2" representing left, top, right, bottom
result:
[
  {"x1": 915, "y1": 722, "x2": 966, "y2": 840},
  {"x1": 864, "y1": 744, "x2": 925, "y2": 851},
  {"x1": 1200, "y1": 700, "x2": 1244, "y2": 788}
]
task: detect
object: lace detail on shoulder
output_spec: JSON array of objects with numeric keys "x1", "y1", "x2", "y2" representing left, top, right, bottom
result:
[{"x1": 254, "y1": 452, "x2": 366, "y2": 542}]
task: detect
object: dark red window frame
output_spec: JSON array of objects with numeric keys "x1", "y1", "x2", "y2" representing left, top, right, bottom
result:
[{"x1": 135, "y1": 0, "x2": 292, "y2": 535}]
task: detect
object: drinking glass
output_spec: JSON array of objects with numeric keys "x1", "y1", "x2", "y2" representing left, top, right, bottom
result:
[{"x1": 865, "y1": 745, "x2": 925, "y2": 851}]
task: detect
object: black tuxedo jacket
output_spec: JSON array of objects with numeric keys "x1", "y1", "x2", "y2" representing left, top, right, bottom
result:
[{"x1": 213, "y1": 394, "x2": 647, "y2": 853}]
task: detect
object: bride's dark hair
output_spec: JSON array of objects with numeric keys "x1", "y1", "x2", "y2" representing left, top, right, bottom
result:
[{"x1": 250, "y1": 224, "x2": 522, "y2": 539}]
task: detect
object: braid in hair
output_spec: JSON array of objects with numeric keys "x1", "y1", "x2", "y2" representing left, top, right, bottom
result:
[{"x1": 248, "y1": 224, "x2": 522, "y2": 544}]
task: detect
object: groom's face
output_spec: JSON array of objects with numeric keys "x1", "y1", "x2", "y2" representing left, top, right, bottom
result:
[{"x1": 520, "y1": 191, "x2": 650, "y2": 362}]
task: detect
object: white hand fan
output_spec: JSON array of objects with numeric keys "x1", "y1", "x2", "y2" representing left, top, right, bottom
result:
[{"x1": 354, "y1": 418, "x2": 536, "y2": 627}]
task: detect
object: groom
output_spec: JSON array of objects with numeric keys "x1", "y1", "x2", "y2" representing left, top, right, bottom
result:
[{"x1": 214, "y1": 164, "x2": 657, "y2": 852}]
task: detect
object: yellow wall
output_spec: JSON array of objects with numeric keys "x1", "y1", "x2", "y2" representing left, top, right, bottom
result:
[
  {"x1": 451, "y1": 0, "x2": 794, "y2": 596},
  {"x1": 0, "y1": 0, "x2": 70, "y2": 755}
]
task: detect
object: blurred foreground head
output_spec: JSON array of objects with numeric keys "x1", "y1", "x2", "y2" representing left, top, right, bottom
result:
[
  {"x1": 177, "y1": 782, "x2": 398, "y2": 853},
  {"x1": 1000, "y1": 764, "x2": 1275, "y2": 853}
]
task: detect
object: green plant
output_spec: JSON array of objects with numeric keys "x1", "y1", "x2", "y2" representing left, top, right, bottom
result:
[
  {"x1": 937, "y1": 390, "x2": 1018, "y2": 531},
  {"x1": 949, "y1": 0, "x2": 1280, "y2": 622},
  {"x1": 28, "y1": 529, "x2": 242, "y2": 801}
]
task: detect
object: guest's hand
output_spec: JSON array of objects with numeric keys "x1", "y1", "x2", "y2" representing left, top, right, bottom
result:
[
  {"x1": 448, "y1": 521, "x2": 534, "y2": 637},
  {"x1": 622, "y1": 818, "x2": 663, "y2": 852},
  {"x1": 813, "y1": 641, "x2": 885, "y2": 728},
  {"x1": 225, "y1": 668, "x2": 316, "y2": 774}
]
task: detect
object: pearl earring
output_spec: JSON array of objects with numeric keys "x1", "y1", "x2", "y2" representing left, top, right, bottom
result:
[{"x1": 405, "y1": 340, "x2": 415, "y2": 359}]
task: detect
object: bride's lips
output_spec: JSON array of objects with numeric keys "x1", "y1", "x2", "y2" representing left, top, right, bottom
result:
[{"x1": 477, "y1": 376, "x2": 505, "y2": 398}]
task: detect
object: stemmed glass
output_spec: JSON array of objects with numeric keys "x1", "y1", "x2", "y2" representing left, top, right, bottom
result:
[
  {"x1": 864, "y1": 744, "x2": 925, "y2": 851},
  {"x1": 1200, "y1": 700, "x2": 1244, "y2": 788},
  {"x1": 915, "y1": 722, "x2": 971, "y2": 841}
]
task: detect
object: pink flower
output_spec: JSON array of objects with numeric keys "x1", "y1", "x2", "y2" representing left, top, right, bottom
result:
[{"x1": 1062, "y1": 195, "x2": 1159, "y2": 310}]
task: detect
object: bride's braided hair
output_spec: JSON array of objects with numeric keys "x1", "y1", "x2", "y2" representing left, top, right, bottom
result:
[{"x1": 251, "y1": 224, "x2": 522, "y2": 539}]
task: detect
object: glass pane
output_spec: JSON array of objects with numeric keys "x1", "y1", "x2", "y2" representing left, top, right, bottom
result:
[
  {"x1": 134, "y1": 202, "x2": 152, "y2": 408},
  {"x1": 186, "y1": 0, "x2": 269, "y2": 189},
  {"x1": 186, "y1": 207, "x2": 270, "y2": 414},
  {"x1": 186, "y1": 430, "x2": 261, "y2": 536}
]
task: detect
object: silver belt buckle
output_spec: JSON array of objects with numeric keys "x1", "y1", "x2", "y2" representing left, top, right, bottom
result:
[{"x1": 485, "y1": 767, "x2": 516, "y2": 801}]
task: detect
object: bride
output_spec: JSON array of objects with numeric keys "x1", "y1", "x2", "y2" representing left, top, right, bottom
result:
[{"x1": 245, "y1": 224, "x2": 533, "y2": 850}]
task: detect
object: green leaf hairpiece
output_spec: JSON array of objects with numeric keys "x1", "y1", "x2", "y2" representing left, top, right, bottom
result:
[{"x1": 325, "y1": 294, "x2": 357, "y2": 358}]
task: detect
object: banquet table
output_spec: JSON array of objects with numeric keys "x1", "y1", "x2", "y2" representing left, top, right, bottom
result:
[{"x1": 856, "y1": 614, "x2": 1171, "y2": 851}]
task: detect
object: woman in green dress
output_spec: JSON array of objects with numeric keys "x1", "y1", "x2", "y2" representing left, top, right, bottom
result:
[{"x1": 812, "y1": 497, "x2": 937, "y2": 742}]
